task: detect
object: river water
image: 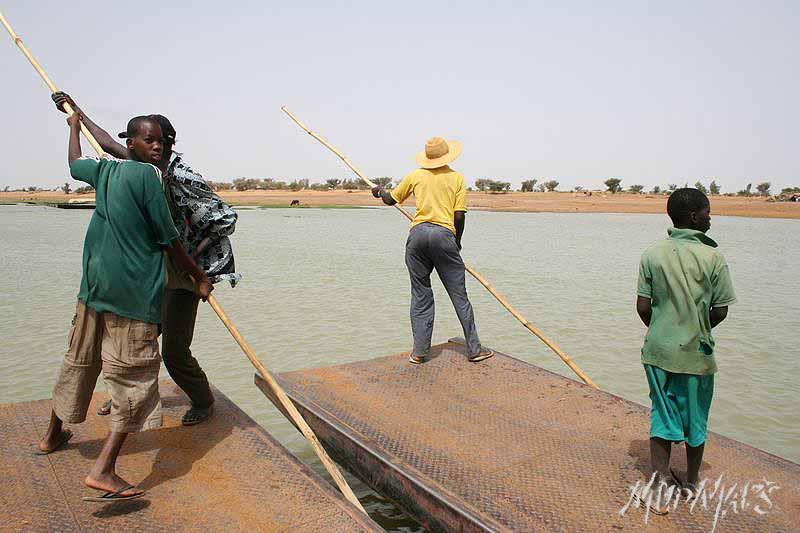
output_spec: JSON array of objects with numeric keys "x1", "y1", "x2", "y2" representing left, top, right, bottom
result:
[{"x1": 1, "y1": 204, "x2": 797, "y2": 529}]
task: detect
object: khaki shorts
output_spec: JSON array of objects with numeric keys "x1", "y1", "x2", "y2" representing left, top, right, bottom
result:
[{"x1": 52, "y1": 300, "x2": 162, "y2": 433}]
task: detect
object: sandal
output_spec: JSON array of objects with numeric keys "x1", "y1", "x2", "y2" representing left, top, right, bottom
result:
[
  {"x1": 82, "y1": 484, "x2": 145, "y2": 503},
  {"x1": 468, "y1": 349, "x2": 495, "y2": 362},
  {"x1": 182, "y1": 405, "x2": 213, "y2": 426},
  {"x1": 408, "y1": 354, "x2": 425, "y2": 364},
  {"x1": 97, "y1": 399, "x2": 112, "y2": 416},
  {"x1": 35, "y1": 429, "x2": 73, "y2": 455}
]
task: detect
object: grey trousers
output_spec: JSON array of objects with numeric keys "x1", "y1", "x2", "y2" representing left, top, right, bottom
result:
[
  {"x1": 161, "y1": 288, "x2": 215, "y2": 408},
  {"x1": 405, "y1": 222, "x2": 481, "y2": 357}
]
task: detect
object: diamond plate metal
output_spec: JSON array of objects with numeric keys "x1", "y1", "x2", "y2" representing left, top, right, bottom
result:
[
  {"x1": 1, "y1": 381, "x2": 379, "y2": 531},
  {"x1": 257, "y1": 340, "x2": 800, "y2": 532}
]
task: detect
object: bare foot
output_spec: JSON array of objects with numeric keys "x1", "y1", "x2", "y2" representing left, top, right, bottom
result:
[
  {"x1": 85, "y1": 473, "x2": 143, "y2": 498},
  {"x1": 38, "y1": 429, "x2": 73, "y2": 454}
]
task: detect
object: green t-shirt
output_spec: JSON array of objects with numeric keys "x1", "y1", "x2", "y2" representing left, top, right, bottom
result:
[
  {"x1": 70, "y1": 156, "x2": 179, "y2": 324},
  {"x1": 637, "y1": 227, "x2": 737, "y2": 375}
]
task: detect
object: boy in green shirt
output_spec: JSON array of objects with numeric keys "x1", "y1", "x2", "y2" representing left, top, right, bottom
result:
[
  {"x1": 37, "y1": 113, "x2": 212, "y2": 502},
  {"x1": 636, "y1": 188, "x2": 736, "y2": 495}
]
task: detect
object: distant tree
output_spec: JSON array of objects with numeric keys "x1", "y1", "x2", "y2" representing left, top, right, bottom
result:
[
  {"x1": 288, "y1": 179, "x2": 309, "y2": 191},
  {"x1": 520, "y1": 179, "x2": 538, "y2": 192},
  {"x1": 651, "y1": 185, "x2": 661, "y2": 194},
  {"x1": 75, "y1": 185, "x2": 94, "y2": 194},
  {"x1": 756, "y1": 182, "x2": 771, "y2": 196},
  {"x1": 604, "y1": 178, "x2": 622, "y2": 194},
  {"x1": 537, "y1": 183, "x2": 546, "y2": 192},
  {"x1": 341, "y1": 178, "x2": 363, "y2": 190},
  {"x1": 709, "y1": 180, "x2": 721, "y2": 195},
  {"x1": 667, "y1": 183, "x2": 678, "y2": 192},
  {"x1": 543, "y1": 180, "x2": 559, "y2": 192},
  {"x1": 573, "y1": 186, "x2": 584, "y2": 192},
  {"x1": 488, "y1": 180, "x2": 511, "y2": 193},
  {"x1": 262, "y1": 178, "x2": 288, "y2": 190},
  {"x1": 737, "y1": 183, "x2": 753, "y2": 196},
  {"x1": 628, "y1": 184, "x2": 644, "y2": 194},
  {"x1": 474, "y1": 178, "x2": 491, "y2": 192},
  {"x1": 61, "y1": 182, "x2": 71, "y2": 194},
  {"x1": 3, "y1": 185, "x2": 9, "y2": 192},
  {"x1": 233, "y1": 178, "x2": 252, "y2": 191},
  {"x1": 325, "y1": 178, "x2": 341, "y2": 189},
  {"x1": 373, "y1": 177, "x2": 393, "y2": 189},
  {"x1": 26, "y1": 186, "x2": 39, "y2": 192},
  {"x1": 780, "y1": 186, "x2": 800, "y2": 195},
  {"x1": 694, "y1": 181, "x2": 708, "y2": 194}
]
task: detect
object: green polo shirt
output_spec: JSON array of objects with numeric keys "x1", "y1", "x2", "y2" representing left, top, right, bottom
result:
[
  {"x1": 70, "y1": 156, "x2": 179, "y2": 324},
  {"x1": 637, "y1": 227, "x2": 736, "y2": 375}
]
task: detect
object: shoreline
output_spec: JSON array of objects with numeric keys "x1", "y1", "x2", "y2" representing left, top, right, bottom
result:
[{"x1": 3, "y1": 190, "x2": 799, "y2": 219}]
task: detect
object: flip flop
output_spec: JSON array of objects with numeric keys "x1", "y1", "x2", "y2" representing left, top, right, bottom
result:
[
  {"x1": 408, "y1": 354, "x2": 425, "y2": 364},
  {"x1": 670, "y1": 468, "x2": 698, "y2": 500},
  {"x1": 97, "y1": 399, "x2": 112, "y2": 416},
  {"x1": 633, "y1": 492, "x2": 670, "y2": 516},
  {"x1": 468, "y1": 349, "x2": 495, "y2": 362},
  {"x1": 82, "y1": 484, "x2": 145, "y2": 503},
  {"x1": 181, "y1": 405, "x2": 213, "y2": 426},
  {"x1": 35, "y1": 429, "x2": 73, "y2": 455}
]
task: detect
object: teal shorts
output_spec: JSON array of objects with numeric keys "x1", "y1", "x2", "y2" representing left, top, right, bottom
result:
[{"x1": 644, "y1": 364, "x2": 714, "y2": 447}]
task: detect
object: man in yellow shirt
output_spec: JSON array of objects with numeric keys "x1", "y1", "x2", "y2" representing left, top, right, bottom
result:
[{"x1": 373, "y1": 137, "x2": 493, "y2": 364}]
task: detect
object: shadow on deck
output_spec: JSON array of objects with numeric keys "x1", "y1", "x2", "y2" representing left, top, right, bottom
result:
[{"x1": 0, "y1": 381, "x2": 378, "y2": 531}]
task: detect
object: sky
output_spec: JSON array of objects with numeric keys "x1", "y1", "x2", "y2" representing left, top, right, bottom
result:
[{"x1": 1, "y1": 1, "x2": 797, "y2": 192}]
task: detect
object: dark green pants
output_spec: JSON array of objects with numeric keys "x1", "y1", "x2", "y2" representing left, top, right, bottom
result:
[{"x1": 162, "y1": 288, "x2": 214, "y2": 408}]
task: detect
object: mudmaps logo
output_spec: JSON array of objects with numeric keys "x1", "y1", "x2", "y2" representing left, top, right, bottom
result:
[{"x1": 619, "y1": 473, "x2": 780, "y2": 532}]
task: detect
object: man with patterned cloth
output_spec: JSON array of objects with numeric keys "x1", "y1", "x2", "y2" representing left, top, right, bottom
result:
[{"x1": 53, "y1": 92, "x2": 240, "y2": 426}]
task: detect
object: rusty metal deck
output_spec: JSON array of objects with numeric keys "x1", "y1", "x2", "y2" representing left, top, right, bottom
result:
[
  {"x1": 0, "y1": 381, "x2": 378, "y2": 531},
  {"x1": 257, "y1": 339, "x2": 800, "y2": 531}
]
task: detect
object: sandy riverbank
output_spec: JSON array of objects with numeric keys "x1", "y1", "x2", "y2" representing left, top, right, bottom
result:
[{"x1": 3, "y1": 190, "x2": 799, "y2": 219}]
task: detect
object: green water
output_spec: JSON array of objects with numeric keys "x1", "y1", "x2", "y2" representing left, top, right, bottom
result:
[{"x1": 1, "y1": 204, "x2": 798, "y2": 529}]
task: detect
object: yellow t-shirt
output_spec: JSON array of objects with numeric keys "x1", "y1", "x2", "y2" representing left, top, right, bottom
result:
[{"x1": 390, "y1": 165, "x2": 467, "y2": 235}]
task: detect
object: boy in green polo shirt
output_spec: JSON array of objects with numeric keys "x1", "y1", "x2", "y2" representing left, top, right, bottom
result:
[
  {"x1": 37, "y1": 113, "x2": 212, "y2": 502},
  {"x1": 636, "y1": 188, "x2": 736, "y2": 495}
]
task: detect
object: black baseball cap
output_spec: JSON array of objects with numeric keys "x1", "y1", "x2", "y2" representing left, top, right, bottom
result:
[{"x1": 117, "y1": 114, "x2": 176, "y2": 144}]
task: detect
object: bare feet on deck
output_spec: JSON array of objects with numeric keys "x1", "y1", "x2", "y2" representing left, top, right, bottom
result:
[
  {"x1": 37, "y1": 428, "x2": 73, "y2": 454},
  {"x1": 85, "y1": 473, "x2": 144, "y2": 498}
]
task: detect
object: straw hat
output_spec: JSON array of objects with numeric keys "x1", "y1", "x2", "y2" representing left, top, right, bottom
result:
[{"x1": 415, "y1": 137, "x2": 462, "y2": 169}]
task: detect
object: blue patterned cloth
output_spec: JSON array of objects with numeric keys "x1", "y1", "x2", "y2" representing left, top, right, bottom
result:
[{"x1": 165, "y1": 153, "x2": 241, "y2": 287}]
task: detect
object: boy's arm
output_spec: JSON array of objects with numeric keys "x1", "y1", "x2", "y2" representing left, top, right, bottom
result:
[
  {"x1": 53, "y1": 92, "x2": 129, "y2": 159},
  {"x1": 67, "y1": 113, "x2": 81, "y2": 163},
  {"x1": 164, "y1": 239, "x2": 213, "y2": 300},
  {"x1": 375, "y1": 172, "x2": 413, "y2": 206},
  {"x1": 142, "y1": 167, "x2": 211, "y2": 299},
  {"x1": 454, "y1": 211, "x2": 465, "y2": 250},
  {"x1": 636, "y1": 252, "x2": 653, "y2": 326},
  {"x1": 710, "y1": 306, "x2": 728, "y2": 328},
  {"x1": 636, "y1": 296, "x2": 652, "y2": 326},
  {"x1": 372, "y1": 186, "x2": 397, "y2": 205},
  {"x1": 192, "y1": 234, "x2": 212, "y2": 259}
]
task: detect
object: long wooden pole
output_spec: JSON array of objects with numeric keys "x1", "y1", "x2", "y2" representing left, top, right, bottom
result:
[
  {"x1": 205, "y1": 297, "x2": 366, "y2": 513},
  {"x1": 282, "y1": 106, "x2": 598, "y2": 389},
  {"x1": 1, "y1": 12, "x2": 367, "y2": 514},
  {"x1": 1, "y1": 12, "x2": 104, "y2": 155}
]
